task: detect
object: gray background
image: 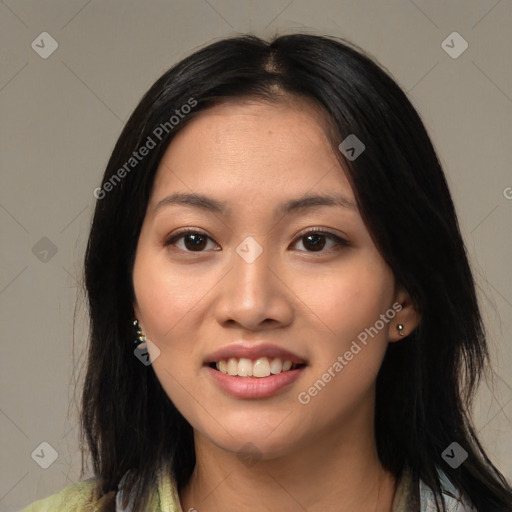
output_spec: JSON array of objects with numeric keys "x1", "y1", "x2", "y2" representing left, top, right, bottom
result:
[{"x1": 0, "y1": 1, "x2": 511, "y2": 510}]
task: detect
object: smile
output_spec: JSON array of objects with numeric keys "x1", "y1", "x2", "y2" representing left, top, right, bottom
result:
[
  {"x1": 204, "y1": 358, "x2": 306, "y2": 399},
  {"x1": 210, "y1": 357, "x2": 305, "y2": 378}
]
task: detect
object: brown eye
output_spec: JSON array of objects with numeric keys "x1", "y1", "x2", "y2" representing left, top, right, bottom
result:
[
  {"x1": 164, "y1": 228, "x2": 348, "y2": 254},
  {"x1": 301, "y1": 233, "x2": 327, "y2": 251},
  {"x1": 292, "y1": 230, "x2": 349, "y2": 253},
  {"x1": 165, "y1": 230, "x2": 219, "y2": 252}
]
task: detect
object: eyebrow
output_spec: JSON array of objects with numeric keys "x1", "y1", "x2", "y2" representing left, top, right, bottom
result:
[{"x1": 153, "y1": 191, "x2": 356, "y2": 216}]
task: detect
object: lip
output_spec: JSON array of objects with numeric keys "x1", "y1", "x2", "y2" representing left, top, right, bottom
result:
[
  {"x1": 204, "y1": 343, "x2": 307, "y2": 365},
  {"x1": 205, "y1": 365, "x2": 306, "y2": 399}
]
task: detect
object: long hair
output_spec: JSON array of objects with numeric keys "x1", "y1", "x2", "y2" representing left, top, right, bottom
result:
[{"x1": 82, "y1": 33, "x2": 512, "y2": 511}]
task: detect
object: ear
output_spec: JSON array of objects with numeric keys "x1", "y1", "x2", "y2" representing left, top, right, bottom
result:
[{"x1": 388, "y1": 286, "x2": 421, "y2": 342}]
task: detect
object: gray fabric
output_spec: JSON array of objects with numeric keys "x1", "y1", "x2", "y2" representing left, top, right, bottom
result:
[
  {"x1": 392, "y1": 467, "x2": 477, "y2": 512},
  {"x1": 419, "y1": 469, "x2": 478, "y2": 512}
]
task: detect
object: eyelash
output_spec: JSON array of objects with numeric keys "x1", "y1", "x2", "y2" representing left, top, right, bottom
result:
[{"x1": 163, "y1": 227, "x2": 349, "y2": 254}]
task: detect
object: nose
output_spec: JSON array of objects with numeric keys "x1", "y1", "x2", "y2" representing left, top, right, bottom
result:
[{"x1": 214, "y1": 240, "x2": 294, "y2": 331}]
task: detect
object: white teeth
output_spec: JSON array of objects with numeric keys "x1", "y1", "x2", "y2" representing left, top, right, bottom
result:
[
  {"x1": 252, "y1": 357, "x2": 270, "y2": 377},
  {"x1": 238, "y1": 358, "x2": 253, "y2": 376},
  {"x1": 227, "y1": 357, "x2": 238, "y2": 376},
  {"x1": 269, "y1": 358, "x2": 283, "y2": 374},
  {"x1": 214, "y1": 357, "x2": 298, "y2": 377}
]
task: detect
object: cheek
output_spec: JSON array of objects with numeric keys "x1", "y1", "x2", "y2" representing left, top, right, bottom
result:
[
  {"x1": 133, "y1": 248, "x2": 211, "y2": 337},
  {"x1": 306, "y1": 263, "x2": 394, "y2": 346},
  {"x1": 298, "y1": 264, "x2": 394, "y2": 412},
  {"x1": 132, "y1": 246, "x2": 215, "y2": 414},
  {"x1": 298, "y1": 261, "x2": 394, "y2": 406}
]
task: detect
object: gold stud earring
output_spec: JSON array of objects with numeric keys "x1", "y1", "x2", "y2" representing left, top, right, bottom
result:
[{"x1": 397, "y1": 324, "x2": 405, "y2": 336}]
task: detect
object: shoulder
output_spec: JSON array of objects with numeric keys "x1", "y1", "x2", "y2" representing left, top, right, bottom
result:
[
  {"x1": 20, "y1": 478, "x2": 116, "y2": 512},
  {"x1": 420, "y1": 469, "x2": 478, "y2": 512}
]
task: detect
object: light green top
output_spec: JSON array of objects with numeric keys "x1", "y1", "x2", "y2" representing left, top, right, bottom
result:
[{"x1": 20, "y1": 465, "x2": 182, "y2": 512}]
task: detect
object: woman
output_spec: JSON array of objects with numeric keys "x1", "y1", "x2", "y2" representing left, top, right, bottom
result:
[{"x1": 22, "y1": 33, "x2": 512, "y2": 512}]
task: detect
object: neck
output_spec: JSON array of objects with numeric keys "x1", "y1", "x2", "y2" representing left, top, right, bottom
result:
[{"x1": 179, "y1": 421, "x2": 396, "y2": 512}]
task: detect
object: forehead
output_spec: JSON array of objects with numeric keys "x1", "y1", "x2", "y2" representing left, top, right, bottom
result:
[
  {"x1": 149, "y1": 98, "x2": 353, "y2": 207},
  {"x1": 168, "y1": 97, "x2": 335, "y2": 153}
]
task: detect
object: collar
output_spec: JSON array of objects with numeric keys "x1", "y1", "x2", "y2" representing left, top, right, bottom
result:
[
  {"x1": 116, "y1": 465, "x2": 182, "y2": 512},
  {"x1": 116, "y1": 464, "x2": 475, "y2": 512}
]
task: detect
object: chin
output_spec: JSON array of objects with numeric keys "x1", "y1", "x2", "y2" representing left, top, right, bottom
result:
[{"x1": 203, "y1": 418, "x2": 303, "y2": 460}]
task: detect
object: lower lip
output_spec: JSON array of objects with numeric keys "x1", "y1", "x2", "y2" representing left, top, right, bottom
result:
[{"x1": 205, "y1": 366, "x2": 306, "y2": 399}]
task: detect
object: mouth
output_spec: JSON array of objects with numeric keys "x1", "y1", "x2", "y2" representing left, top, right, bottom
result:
[
  {"x1": 205, "y1": 358, "x2": 307, "y2": 399},
  {"x1": 207, "y1": 357, "x2": 307, "y2": 378}
]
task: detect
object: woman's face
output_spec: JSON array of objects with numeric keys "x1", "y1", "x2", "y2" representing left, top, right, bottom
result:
[{"x1": 132, "y1": 98, "x2": 410, "y2": 459}]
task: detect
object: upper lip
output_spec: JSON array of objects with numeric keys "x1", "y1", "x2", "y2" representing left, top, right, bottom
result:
[{"x1": 205, "y1": 343, "x2": 307, "y2": 365}]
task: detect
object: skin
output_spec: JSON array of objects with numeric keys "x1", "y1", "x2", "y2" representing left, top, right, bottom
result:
[{"x1": 132, "y1": 97, "x2": 420, "y2": 512}]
